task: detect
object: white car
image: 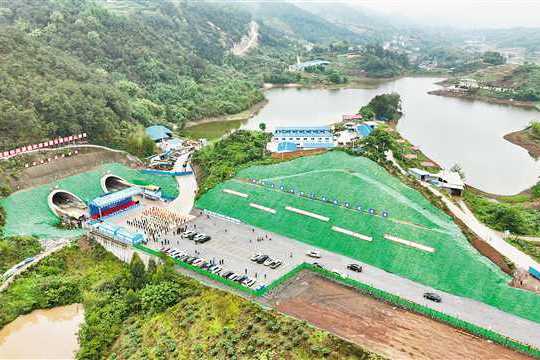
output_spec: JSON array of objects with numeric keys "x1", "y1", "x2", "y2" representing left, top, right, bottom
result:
[
  {"x1": 263, "y1": 258, "x2": 274, "y2": 266},
  {"x1": 306, "y1": 250, "x2": 321, "y2": 258}
]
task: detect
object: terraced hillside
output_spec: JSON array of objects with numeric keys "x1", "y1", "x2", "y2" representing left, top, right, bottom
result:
[
  {"x1": 196, "y1": 151, "x2": 540, "y2": 324},
  {"x1": 0, "y1": 163, "x2": 178, "y2": 239}
]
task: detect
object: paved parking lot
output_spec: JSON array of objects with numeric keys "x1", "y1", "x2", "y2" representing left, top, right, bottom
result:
[{"x1": 112, "y1": 208, "x2": 540, "y2": 348}]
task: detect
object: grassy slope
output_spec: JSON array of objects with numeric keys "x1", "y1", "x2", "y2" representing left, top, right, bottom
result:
[
  {"x1": 196, "y1": 151, "x2": 540, "y2": 324},
  {"x1": 0, "y1": 163, "x2": 178, "y2": 239}
]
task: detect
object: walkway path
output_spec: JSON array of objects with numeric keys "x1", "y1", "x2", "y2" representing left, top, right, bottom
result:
[
  {"x1": 168, "y1": 151, "x2": 198, "y2": 215},
  {"x1": 0, "y1": 239, "x2": 71, "y2": 292},
  {"x1": 386, "y1": 151, "x2": 539, "y2": 270}
]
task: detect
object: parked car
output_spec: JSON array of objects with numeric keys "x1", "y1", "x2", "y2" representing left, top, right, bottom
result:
[
  {"x1": 347, "y1": 263, "x2": 363, "y2": 272},
  {"x1": 236, "y1": 275, "x2": 248, "y2": 283},
  {"x1": 270, "y1": 260, "x2": 282, "y2": 269},
  {"x1": 250, "y1": 253, "x2": 262, "y2": 261},
  {"x1": 229, "y1": 274, "x2": 240, "y2": 281},
  {"x1": 182, "y1": 231, "x2": 196, "y2": 239},
  {"x1": 423, "y1": 292, "x2": 442, "y2": 303},
  {"x1": 195, "y1": 235, "x2": 211, "y2": 244},
  {"x1": 192, "y1": 259, "x2": 204, "y2": 266},
  {"x1": 306, "y1": 250, "x2": 321, "y2": 258},
  {"x1": 193, "y1": 233, "x2": 207, "y2": 241},
  {"x1": 256, "y1": 255, "x2": 269, "y2": 264},
  {"x1": 263, "y1": 258, "x2": 274, "y2": 266},
  {"x1": 245, "y1": 279, "x2": 256, "y2": 287},
  {"x1": 222, "y1": 270, "x2": 234, "y2": 278}
]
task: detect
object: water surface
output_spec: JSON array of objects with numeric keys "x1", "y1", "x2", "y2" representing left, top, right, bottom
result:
[
  {"x1": 0, "y1": 304, "x2": 84, "y2": 359},
  {"x1": 244, "y1": 78, "x2": 539, "y2": 195}
]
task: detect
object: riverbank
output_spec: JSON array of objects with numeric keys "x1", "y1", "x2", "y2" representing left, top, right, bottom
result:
[
  {"x1": 428, "y1": 89, "x2": 540, "y2": 110},
  {"x1": 0, "y1": 304, "x2": 84, "y2": 359},
  {"x1": 182, "y1": 76, "x2": 386, "y2": 132},
  {"x1": 504, "y1": 127, "x2": 540, "y2": 159}
]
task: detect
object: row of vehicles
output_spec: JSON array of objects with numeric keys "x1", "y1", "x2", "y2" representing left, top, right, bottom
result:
[
  {"x1": 181, "y1": 231, "x2": 211, "y2": 244},
  {"x1": 161, "y1": 247, "x2": 262, "y2": 290},
  {"x1": 250, "y1": 253, "x2": 283, "y2": 269}
]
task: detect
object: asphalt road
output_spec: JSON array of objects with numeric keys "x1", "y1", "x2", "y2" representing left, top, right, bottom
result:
[{"x1": 138, "y1": 211, "x2": 540, "y2": 349}]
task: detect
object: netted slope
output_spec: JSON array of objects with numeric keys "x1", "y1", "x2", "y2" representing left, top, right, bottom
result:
[
  {"x1": 197, "y1": 152, "x2": 540, "y2": 324},
  {"x1": 0, "y1": 163, "x2": 178, "y2": 239}
]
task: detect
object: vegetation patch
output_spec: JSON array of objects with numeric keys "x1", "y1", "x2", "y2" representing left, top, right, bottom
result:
[
  {"x1": 0, "y1": 239, "x2": 379, "y2": 359},
  {"x1": 196, "y1": 151, "x2": 540, "y2": 324},
  {"x1": 0, "y1": 236, "x2": 41, "y2": 274}
]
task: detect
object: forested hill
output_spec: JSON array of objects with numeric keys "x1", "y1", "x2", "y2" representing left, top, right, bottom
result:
[
  {"x1": 0, "y1": 0, "x2": 396, "y2": 152},
  {"x1": 0, "y1": 0, "x2": 294, "y2": 150}
]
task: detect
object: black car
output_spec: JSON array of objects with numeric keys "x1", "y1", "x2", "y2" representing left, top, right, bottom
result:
[
  {"x1": 347, "y1": 263, "x2": 363, "y2": 272},
  {"x1": 222, "y1": 271, "x2": 234, "y2": 278},
  {"x1": 256, "y1": 255, "x2": 269, "y2": 264},
  {"x1": 423, "y1": 292, "x2": 442, "y2": 303}
]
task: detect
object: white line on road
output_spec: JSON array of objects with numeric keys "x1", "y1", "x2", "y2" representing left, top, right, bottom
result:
[
  {"x1": 384, "y1": 234, "x2": 435, "y2": 253},
  {"x1": 332, "y1": 226, "x2": 372, "y2": 241},
  {"x1": 223, "y1": 189, "x2": 249, "y2": 198},
  {"x1": 285, "y1": 206, "x2": 329, "y2": 221},
  {"x1": 249, "y1": 203, "x2": 276, "y2": 214}
]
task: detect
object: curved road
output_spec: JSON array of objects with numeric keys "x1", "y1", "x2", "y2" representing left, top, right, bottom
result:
[{"x1": 387, "y1": 151, "x2": 540, "y2": 271}]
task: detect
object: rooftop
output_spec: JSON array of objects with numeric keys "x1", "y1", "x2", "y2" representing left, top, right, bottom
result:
[
  {"x1": 146, "y1": 125, "x2": 173, "y2": 142},
  {"x1": 90, "y1": 187, "x2": 142, "y2": 207}
]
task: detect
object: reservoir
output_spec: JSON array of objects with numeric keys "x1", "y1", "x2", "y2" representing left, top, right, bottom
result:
[
  {"x1": 243, "y1": 77, "x2": 540, "y2": 195},
  {"x1": 0, "y1": 304, "x2": 84, "y2": 359}
]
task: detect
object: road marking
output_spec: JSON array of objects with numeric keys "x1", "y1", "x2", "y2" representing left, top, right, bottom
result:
[
  {"x1": 285, "y1": 206, "x2": 329, "y2": 221},
  {"x1": 223, "y1": 189, "x2": 248, "y2": 198},
  {"x1": 332, "y1": 226, "x2": 372, "y2": 241},
  {"x1": 249, "y1": 202, "x2": 276, "y2": 214},
  {"x1": 384, "y1": 234, "x2": 435, "y2": 253}
]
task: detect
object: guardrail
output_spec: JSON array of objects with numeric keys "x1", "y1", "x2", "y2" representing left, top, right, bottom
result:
[
  {"x1": 142, "y1": 169, "x2": 193, "y2": 176},
  {"x1": 134, "y1": 244, "x2": 540, "y2": 358}
]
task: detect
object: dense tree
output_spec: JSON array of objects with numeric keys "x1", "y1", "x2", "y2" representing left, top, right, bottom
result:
[
  {"x1": 129, "y1": 253, "x2": 146, "y2": 290},
  {"x1": 359, "y1": 93, "x2": 402, "y2": 120},
  {"x1": 125, "y1": 128, "x2": 156, "y2": 159},
  {"x1": 482, "y1": 51, "x2": 506, "y2": 65}
]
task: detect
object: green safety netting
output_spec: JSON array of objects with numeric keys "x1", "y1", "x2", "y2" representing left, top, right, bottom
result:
[
  {"x1": 0, "y1": 163, "x2": 178, "y2": 240},
  {"x1": 196, "y1": 152, "x2": 540, "y2": 324}
]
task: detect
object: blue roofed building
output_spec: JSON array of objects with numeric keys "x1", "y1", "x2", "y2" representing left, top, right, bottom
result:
[
  {"x1": 267, "y1": 126, "x2": 335, "y2": 153},
  {"x1": 145, "y1": 125, "x2": 173, "y2": 142},
  {"x1": 356, "y1": 124, "x2": 374, "y2": 137}
]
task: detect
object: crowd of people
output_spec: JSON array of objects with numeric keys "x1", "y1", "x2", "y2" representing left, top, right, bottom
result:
[{"x1": 126, "y1": 206, "x2": 189, "y2": 244}]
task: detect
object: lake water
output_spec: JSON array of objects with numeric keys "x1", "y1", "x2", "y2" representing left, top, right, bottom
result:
[
  {"x1": 0, "y1": 304, "x2": 84, "y2": 359},
  {"x1": 243, "y1": 78, "x2": 540, "y2": 195}
]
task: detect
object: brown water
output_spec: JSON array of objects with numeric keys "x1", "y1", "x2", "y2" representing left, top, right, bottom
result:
[{"x1": 0, "y1": 304, "x2": 84, "y2": 359}]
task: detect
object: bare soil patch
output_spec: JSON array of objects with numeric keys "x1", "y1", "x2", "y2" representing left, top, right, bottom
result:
[
  {"x1": 266, "y1": 271, "x2": 531, "y2": 360},
  {"x1": 504, "y1": 128, "x2": 540, "y2": 159},
  {"x1": 429, "y1": 89, "x2": 537, "y2": 109}
]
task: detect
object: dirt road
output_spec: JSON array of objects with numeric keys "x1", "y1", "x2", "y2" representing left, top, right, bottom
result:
[{"x1": 266, "y1": 271, "x2": 531, "y2": 360}]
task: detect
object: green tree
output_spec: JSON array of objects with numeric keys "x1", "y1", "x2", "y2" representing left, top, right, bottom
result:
[
  {"x1": 359, "y1": 93, "x2": 401, "y2": 120},
  {"x1": 259, "y1": 122, "x2": 267, "y2": 132},
  {"x1": 531, "y1": 181, "x2": 540, "y2": 198},
  {"x1": 129, "y1": 253, "x2": 146, "y2": 290},
  {"x1": 530, "y1": 121, "x2": 540, "y2": 139},
  {"x1": 125, "y1": 128, "x2": 156, "y2": 159},
  {"x1": 482, "y1": 51, "x2": 506, "y2": 65}
]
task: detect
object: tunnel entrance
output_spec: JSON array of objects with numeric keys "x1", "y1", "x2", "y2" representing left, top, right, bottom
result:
[
  {"x1": 103, "y1": 175, "x2": 132, "y2": 193},
  {"x1": 48, "y1": 190, "x2": 88, "y2": 220}
]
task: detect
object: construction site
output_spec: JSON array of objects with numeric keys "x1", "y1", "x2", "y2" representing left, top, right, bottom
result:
[{"x1": 2, "y1": 145, "x2": 540, "y2": 358}]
